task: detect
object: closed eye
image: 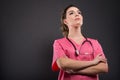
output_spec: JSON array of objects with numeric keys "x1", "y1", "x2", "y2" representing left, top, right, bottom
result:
[
  {"x1": 69, "y1": 12, "x2": 74, "y2": 15},
  {"x1": 78, "y1": 11, "x2": 82, "y2": 14}
]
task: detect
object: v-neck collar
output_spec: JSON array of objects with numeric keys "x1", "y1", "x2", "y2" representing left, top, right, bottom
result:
[{"x1": 66, "y1": 37, "x2": 86, "y2": 46}]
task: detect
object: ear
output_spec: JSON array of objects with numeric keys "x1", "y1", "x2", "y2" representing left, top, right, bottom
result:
[{"x1": 63, "y1": 19, "x2": 68, "y2": 25}]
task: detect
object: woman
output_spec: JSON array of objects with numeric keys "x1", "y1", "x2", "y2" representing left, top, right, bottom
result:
[{"x1": 51, "y1": 5, "x2": 108, "y2": 80}]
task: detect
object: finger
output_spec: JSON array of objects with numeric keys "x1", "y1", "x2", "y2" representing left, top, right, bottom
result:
[
  {"x1": 96, "y1": 54, "x2": 102, "y2": 58},
  {"x1": 100, "y1": 58, "x2": 107, "y2": 62},
  {"x1": 98, "y1": 54, "x2": 102, "y2": 57}
]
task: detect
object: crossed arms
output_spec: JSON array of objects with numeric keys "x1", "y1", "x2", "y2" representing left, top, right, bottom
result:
[{"x1": 56, "y1": 54, "x2": 108, "y2": 76}]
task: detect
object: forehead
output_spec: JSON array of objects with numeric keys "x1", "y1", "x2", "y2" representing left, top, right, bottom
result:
[{"x1": 66, "y1": 7, "x2": 80, "y2": 12}]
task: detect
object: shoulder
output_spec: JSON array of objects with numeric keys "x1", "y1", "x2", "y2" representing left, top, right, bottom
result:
[
  {"x1": 87, "y1": 37, "x2": 102, "y2": 46},
  {"x1": 87, "y1": 37, "x2": 99, "y2": 44},
  {"x1": 54, "y1": 37, "x2": 66, "y2": 42},
  {"x1": 87, "y1": 37, "x2": 97, "y2": 41},
  {"x1": 53, "y1": 37, "x2": 67, "y2": 44}
]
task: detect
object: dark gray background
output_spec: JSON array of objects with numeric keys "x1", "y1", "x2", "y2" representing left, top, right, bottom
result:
[{"x1": 0, "y1": 0, "x2": 119, "y2": 80}]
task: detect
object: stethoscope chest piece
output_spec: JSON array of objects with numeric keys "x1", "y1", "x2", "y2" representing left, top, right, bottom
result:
[{"x1": 75, "y1": 50, "x2": 79, "y2": 56}]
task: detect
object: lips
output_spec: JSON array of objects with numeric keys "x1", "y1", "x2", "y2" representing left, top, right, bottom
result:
[{"x1": 75, "y1": 18, "x2": 80, "y2": 20}]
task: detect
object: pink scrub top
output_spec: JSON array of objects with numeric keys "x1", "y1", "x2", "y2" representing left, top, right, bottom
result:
[{"x1": 51, "y1": 37, "x2": 106, "y2": 80}]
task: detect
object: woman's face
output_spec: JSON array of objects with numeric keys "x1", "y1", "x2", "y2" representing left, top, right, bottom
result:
[{"x1": 64, "y1": 7, "x2": 83, "y2": 28}]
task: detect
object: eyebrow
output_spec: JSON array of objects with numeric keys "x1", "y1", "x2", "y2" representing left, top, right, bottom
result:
[{"x1": 67, "y1": 10, "x2": 81, "y2": 13}]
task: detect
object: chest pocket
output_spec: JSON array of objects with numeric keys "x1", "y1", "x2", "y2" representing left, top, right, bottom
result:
[{"x1": 78, "y1": 42, "x2": 94, "y2": 61}]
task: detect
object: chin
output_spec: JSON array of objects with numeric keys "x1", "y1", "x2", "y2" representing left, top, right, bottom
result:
[{"x1": 75, "y1": 23, "x2": 81, "y2": 27}]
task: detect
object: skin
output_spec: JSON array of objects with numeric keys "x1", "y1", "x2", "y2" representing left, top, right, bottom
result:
[{"x1": 56, "y1": 7, "x2": 108, "y2": 76}]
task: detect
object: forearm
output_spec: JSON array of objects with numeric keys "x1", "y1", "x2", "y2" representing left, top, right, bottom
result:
[
  {"x1": 56, "y1": 57, "x2": 95, "y2": 71},
  {"x1": 69, "y1": 62, "x2": 108, "y2": 76}
]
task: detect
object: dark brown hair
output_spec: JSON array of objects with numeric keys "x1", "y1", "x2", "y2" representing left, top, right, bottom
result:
[{"x1": 61, "y1": 5, "x2": 79, "y2": 37}]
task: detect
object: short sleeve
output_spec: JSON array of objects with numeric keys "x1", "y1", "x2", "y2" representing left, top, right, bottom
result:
[
  {"x1": 51, "y1": 40, "x2": 66, "y2": 71},
  {"x1": 94, "y1": 40, "x2": 106, "y2": 58}
]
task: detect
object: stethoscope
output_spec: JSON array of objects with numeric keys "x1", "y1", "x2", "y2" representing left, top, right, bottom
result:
[{"x1": 66, "y1": 37, "x2": 94, "y2": 57}]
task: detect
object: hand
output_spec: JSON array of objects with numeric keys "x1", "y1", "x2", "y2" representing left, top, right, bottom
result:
[
  {"x1": 65, "y1": 69, "x2": 75, "y2": 74},
  {"x1": 93, "y1": 54, "x2": 107, "y2": 65}
]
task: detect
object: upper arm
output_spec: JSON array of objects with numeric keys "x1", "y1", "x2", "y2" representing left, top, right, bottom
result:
[
  {"x1": 93, "y1": 40, "x2": 108, "y2": 72},
  {"x1": 94, "y1": 40, "x2": 106, "y2": 59},
  {"x1": 51, "y1": 40, "x2": 66, "y2": 71}
]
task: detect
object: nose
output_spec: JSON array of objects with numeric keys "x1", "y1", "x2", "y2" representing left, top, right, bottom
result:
[{"x1": 75, "y1": 12, "x2": 79, "y2": 17}]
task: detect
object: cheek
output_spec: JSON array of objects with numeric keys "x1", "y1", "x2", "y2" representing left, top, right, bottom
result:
[
  {"x1": 81, "y1": 18, "x2": 83, "y2": 24},
  {"x1": 79, "y1": 16, "x2": 83, "y2": 25},
  {"x1": 66, "y1": 18, "x2": 73, "y2": 25},
  {"x1": 69, "y1": 18, "x2": 75, "y2": 24},
  {"x1": 66, "y1": 15, "x2": 74, "y2": 21}
]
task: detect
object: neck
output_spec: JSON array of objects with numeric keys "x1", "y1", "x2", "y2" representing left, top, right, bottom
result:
[{"x1": 68, "y1": 26, "x2": 84, "y2": 39}]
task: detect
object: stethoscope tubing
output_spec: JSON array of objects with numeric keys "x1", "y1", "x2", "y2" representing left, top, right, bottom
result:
[{"x1": 66, "y1": 37, "x2": 94, "y2": 57}]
